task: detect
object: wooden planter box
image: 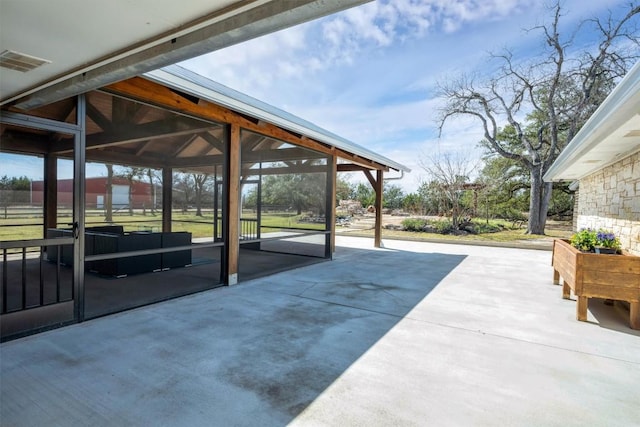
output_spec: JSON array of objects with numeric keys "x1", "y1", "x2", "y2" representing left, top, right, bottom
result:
[{"x1": 552, "y1": 239, "x2": 640, "y2": 329}]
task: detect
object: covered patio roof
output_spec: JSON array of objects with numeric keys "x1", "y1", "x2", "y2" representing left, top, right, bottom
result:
[
  {"x1": 0, "y1": 0, "x2": 370, "y2": 109},
  {"x1": 544, "y1": 60, "x2": 640, "y2": 182},
  {"x1": 2, "y1": 66, "x2": 409, "y2": 176},
  {"x1": 145, "y1": 65, "x2": 410, "y2": 173}
]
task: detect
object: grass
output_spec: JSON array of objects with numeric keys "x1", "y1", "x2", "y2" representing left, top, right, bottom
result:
[
  {"x1": 339, "y1": 218, "x2": 573, "y2": 246},
  {"x1": 0, "y1": 208, "x2": 571, "y2": 249},
  {"x1": 0, "y1": 211, "x2": 326, "y2": 241}
]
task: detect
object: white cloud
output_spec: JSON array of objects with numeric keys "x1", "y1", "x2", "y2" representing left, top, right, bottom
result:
[
  {"x1": 184, "y1": 0, "x2": 534, "y2": 95},
  {"x1": 179, "y1": 0, "x2": 634, "y2": 194}
]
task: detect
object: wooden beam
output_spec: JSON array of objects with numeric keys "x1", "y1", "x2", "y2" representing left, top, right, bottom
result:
[
  {"x1": 363, "y1": 170, "x2": 377, "y2": 189},
  {"x1": 241, "y1": 132, "x2": 268, "y2": 152},
  {"x1": 170, "y1": 154, "x2": 223, "y2": 168},
  {"x1": 171, "y1": 134, "x2": 199, "y2": 157},
  {"x1": 102, "y1": 78, "x2": 391, "y2": 171},
  {"x1": 135, "y1": 140, "x2": 154, "y2": 156},
  {"x1": 195, "y1": 142, "x2": 215, "y2": 157},
  {"x1": 0, "y1": 131, "x2": 51, "y2": 154},
  {"x1": 337, "y1": 164, "x2": 377, "y2": 173},
  {"x1": 60, "y1": 100, "x2": 77, "y2": 125},
  {"x1": 84, "y1": 149, "x2": 166, "y2": 169},
  {"x1": 252, "y1": 135, "x2": 280, "y2": 151},
  {"x1": 374, "y1": 169, "x2": 383, "y2": 248},
  {"x1": 246, "y1": 165, "x2": 328, "y2": 176},
  {"x1": 51, "y1": 116, "x2": 215, "y2": 153},
  {"x1": 168, "y1": 147, "x2": 325, "y2": 169},
  {"x1": 86, "y1": 100, "x2": 112, "y2": 131},
  {"x1": 328, "y1": 154, "x2": 337, "y2": 256},
  {"x1": 103, "y1": 77, "x2": 250, "y2": 127},
  {"x1": 225, "y1": 123, "x2": 241, "y2": 285},
  {"x1": 199, "y1": 131, "x2": 225, "y2": 151},
  {"x1": 247, "y1": 147, "x2": 325, "y2": 163}
]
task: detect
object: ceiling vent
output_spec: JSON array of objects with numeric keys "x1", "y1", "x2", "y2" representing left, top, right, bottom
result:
[{"x1": 0, "y1": 50, "x2": 51, "y2": 72}]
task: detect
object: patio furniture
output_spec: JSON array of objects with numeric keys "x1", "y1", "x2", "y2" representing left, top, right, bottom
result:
[{"x1": 46, "y1": 228, "x2": 192, "y2": 277}]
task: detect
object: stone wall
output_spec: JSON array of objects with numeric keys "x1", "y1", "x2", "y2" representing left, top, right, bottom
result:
[{"x1": 575, "y1": 150, "x2": 640, "y2": 256}]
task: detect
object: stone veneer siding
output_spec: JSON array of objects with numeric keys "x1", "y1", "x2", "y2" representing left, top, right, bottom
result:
[{"x1": 575, "y1": 150, "x2": 640, "y2": 255}]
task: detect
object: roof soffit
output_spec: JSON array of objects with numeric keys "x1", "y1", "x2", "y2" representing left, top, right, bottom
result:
[{"x1": 1, "y1": 0, "x2": 370, "y2": 109}]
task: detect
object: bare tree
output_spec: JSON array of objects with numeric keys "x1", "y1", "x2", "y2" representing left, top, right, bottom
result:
[
  {"x1": 173, "y1": 173, "x2": 192, "y2": 213},
  {"x1": 192, "y1": 173, "x2": 210, "y2": 217},
  {"x1": 144, "y1": 168, "x2": 160, "y2": 215},
  {"x1": 117, "y1": 167, "x2": 144, "y2": 215},
  {"x1": 419, "y1": 151, "x2": 477, "y2": 230},
  {"x1": 105, "y1": 164, "x2": 113, "y2": 222},
  {"x1": 438, "y1": 1, "x2": 639, "y2": 234}
]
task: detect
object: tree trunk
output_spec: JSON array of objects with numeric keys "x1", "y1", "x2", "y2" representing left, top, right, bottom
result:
[
  {"x1": 527, "y1": 167, "x2": 548, "y2": 235},
  {"x1": 539, "y1": 181, "x2": 553, "y2": 229},
  {"x1": 105, "y1": 164, "x2": 113, "y2": 222},
  {"x1": 147, "y1": 169, "x2": 156, "y2": 215},
  {"x1": 128, "y1": 185, "x2": 133, "y2": 216},
  {"x1": 195, "y1": 188, "x2": 202, "y2": 217},
  {"x1": 452, "y1": 200, "x2": 460, "y2": 230}
]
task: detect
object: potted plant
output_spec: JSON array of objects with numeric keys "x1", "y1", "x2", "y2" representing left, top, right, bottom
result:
[
  {"x1": 570, "y1": 228, "x2": 597, "y2": 252},
  {"x1": 569, "y1": 228, "x2": 621, "y2": 254},
  {"x1": 552, "y1": 233, "x2": 639, "y2": 330},
  {"x1": 594, "y1": 230, "x2": 621, "y2": 254}
]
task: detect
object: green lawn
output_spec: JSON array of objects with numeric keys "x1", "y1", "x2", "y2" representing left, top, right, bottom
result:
[
  {"x1": 0, "y1": 210, "x2": 570, "y2": 246},
  {"x1": 0, "y1": 212, "x2": 325, "y2": 241}
]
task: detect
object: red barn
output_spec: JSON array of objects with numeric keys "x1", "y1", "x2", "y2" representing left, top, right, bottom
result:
[{"x1": 32, "y1": 177, "x2": 156, "y2": 209}]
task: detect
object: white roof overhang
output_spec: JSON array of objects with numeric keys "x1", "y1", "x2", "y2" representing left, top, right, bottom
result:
[
  {"x1": 0, "y1": 0, "x2": 369, "y2": 109},
  {"x1": 544, "y1": 60, "x2": 640, "y2": 182},
  {"x1": 145, "y1": 65, "x2": 410, "y2": 173}
]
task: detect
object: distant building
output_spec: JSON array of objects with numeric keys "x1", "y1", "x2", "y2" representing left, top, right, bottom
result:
[{"x1": 31, "y1": 177, "x2": 156, "y2": 209}]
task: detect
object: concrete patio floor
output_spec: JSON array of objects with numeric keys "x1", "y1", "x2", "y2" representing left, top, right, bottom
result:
[{"x1": 1, "y1": 236, "x2": 639, "y2": 426}]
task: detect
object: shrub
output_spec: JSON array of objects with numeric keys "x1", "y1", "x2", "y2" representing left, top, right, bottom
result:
[
  {"x1": 401, "y1": 218, "x2": 428, "y2": 232},
  {"x1": 570, "y1": 228, "x2": 597, "y2": 251},
  {"x1": 432, "y1": 219, "x2": 453, "y2": 234},
  {"x1": 471, "y1": 221, "x2": 502, "y2": 234}
]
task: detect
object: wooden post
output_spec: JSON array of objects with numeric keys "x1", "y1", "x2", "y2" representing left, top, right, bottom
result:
[
  {"x1": 162, "y1": 167, "x2": 172, "y2": 232},
  {"x1": 576, "y1": 296, "x2": 588, "y2": 321},
  {"x1": 553, "y1": 269, "x2": 560, "y2": 285},
  {"x1": 224, "y1": 123, "x2": 241, "y2": 285},
  {"x1": 374, "y1": 169, "x2": 383, "y2": 248},
  {"x1": 326, "y1": 154, "x2": 337, "y2": 257},
  {"x1": 562, "y1": 281, "x2": 571, "y2": 299},
  {"x1": 630, "y1": 302, "x2": 639, "y2": 330}
]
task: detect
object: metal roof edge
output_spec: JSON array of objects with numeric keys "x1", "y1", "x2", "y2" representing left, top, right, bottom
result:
[
  {"x1": 543, "y1": 60, "x2": 640, "y2": 182},
  {"x1": 143, "y1": 64, "x2": 410, "y2": 172}
]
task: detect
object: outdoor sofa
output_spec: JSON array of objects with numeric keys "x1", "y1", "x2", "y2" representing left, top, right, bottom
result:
[{"x1": 47, "y1": 226, "x2": 191, "y2": 277}]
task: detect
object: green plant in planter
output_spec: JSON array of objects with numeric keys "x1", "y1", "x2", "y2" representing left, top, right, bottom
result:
[
  {"x1": 570, "y1": 228, "x2": 598, "y2": 252},
  {"x1": 595, "y1": 229, "x2": 621, "y2": 253}
]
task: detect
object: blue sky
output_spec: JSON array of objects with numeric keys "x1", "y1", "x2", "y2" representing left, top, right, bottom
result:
[
  {"x1": 3, "y1": 0, "x2": 632, "y2": 191},
  {"x1": 180, "y1": 0, "x2": 631, "y2": 191}
]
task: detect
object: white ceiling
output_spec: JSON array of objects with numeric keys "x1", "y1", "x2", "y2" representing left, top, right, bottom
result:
[
  {"x1": 0, "y1": 0, "x2": 369, "y2": 108},
  {"x1": 544, "y1": 61, "x2": 640, "y2": 182},
  {"x1": 0, "y1": 0, "x2": 239, "y2": 102}
]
